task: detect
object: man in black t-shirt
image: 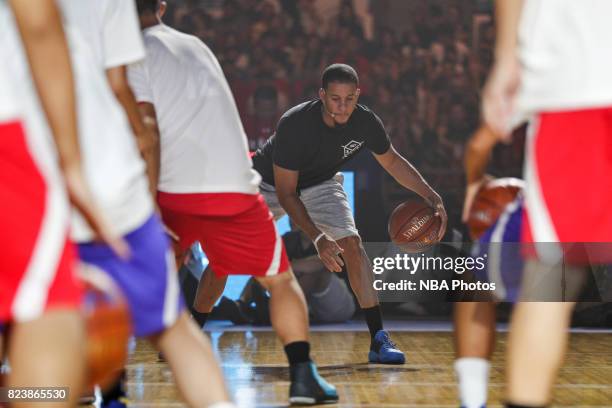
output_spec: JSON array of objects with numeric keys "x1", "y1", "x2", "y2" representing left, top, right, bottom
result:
[{"x1": 252, "y1": 64, "x2": 448, "y2": 364}]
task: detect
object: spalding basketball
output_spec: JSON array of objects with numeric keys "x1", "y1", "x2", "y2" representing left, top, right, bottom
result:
[
  {"x1": 467, "y1": 177, "x2": 525, "y2": 240},
  {"x1": 81, "y1": 267, "x2": 132, "y2": 391},
  {"x1": 388, "y1": 199, "x2": 444, "y2": 253}
]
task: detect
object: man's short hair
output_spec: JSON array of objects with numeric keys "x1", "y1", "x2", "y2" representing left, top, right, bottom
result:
[
  {"x1": 136, "y1": 0, "x2": 160, "y2": 14},
  {"x1": 321, "y1": 64, "x2": 359, "y2": 89}
]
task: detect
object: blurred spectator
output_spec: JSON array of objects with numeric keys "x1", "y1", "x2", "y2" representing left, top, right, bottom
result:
[{"x1": 245, "y1": 85, "x2": 281, "y2": 150}]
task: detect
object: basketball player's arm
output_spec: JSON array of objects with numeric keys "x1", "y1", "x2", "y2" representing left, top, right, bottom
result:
[
  {"x1": 374, "y1": 145, "x2": 447, "y2": 240},
  {"x1": 493, "y1": 0, "x2": 524, "y2": 62},
  {"x1": 482, "y1": 0, "x2": 524, "y2": 136},
  {"x1": 461, "y1": 125, "x2": 503, "y2": 222},
  {"x1": 273, "y1": 165, "x2": 345, "y2": 272},
  {"x1": 135, "y1": 101, "x2": 178, "y2": 242},
  {"x1": 106, "y1": 66, "x2": 160, "y2": 200},
  {"x1": 10, "y1": 0, "x2": 128, "y2": 258}
]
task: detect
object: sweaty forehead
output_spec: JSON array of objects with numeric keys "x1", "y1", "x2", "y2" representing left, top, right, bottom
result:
[{"x1": 325, "y1": 83, "x2": 358, "y2": 97}]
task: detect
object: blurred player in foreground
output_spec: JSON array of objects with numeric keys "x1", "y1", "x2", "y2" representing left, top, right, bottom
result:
[
  {"x1": 0, "y1": 0, "x2": 122, "y2": 405},
  {"x1": 129, "y1": 1, "x2": 337, "y2": 404},
  {"x1": 482, "y1": 1, "x2": 612, "y2": 406},
  {"x1": 58, "y1": 1, "x2": 234, "y2": 406},
  {"x1": 457, "y1": 125, "x2": 524, "y2": 408}
]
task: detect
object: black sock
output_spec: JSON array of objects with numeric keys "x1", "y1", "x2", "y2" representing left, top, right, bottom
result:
[
  {"x1": 191, "y1": 310, "x2": 209, "y2": 327},
  {"x1": 506, "y1": 403, "x2": 547, "y2": 408},
  {"x1": 362, "y1": 305, "x2": 383, "y2": 341},
  {"x1": 284, "y1": 341, "x2": 311, "y2": 365},
  {"x1": 102, "y1": 369, "x2": 126, "y2": 401}
]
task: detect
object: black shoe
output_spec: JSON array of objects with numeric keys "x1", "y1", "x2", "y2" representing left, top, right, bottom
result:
[
  {"x1": 100, "y1": 371, "x2": 129, "y2": 408},
  {"x1": 101, "y1": 397, "x2": 130, "y2": 408},
  {"x1": 289, "y1": 361, "x2": 338, "y2": 405}
]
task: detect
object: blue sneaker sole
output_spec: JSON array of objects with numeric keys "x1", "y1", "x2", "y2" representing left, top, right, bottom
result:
[{"x1": 368, "y1": 350, "x2": 406, "y2": 364}]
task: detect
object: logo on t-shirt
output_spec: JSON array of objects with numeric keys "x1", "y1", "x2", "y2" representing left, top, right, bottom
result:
[{"x1": 342, "y1": 140, "x2": 364, "y2": 158}]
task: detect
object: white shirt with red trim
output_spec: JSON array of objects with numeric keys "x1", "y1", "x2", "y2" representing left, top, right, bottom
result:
[
  {"x1": 517, "y1": 0, "x2": 612, "y2": 113},
  {"x1": 128, "y1": 24, "x2": 261, "y2": 195},
  {"x1": 58, "y1": 0, "x2": 145, "y2": 69},
  {"x1": 58, "y1": 0, "x2": 154, "y2": 241},
  {"x1": 0, "y1": 64, "x2": 19, "y2": 123}
]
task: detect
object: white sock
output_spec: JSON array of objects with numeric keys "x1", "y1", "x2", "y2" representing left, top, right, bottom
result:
[
  {"x1": 454, "y1": 357, "x2": 490, "y2": 408},
  {"x1": 208, "y1": 403, "x2": 237, "y2": 408}
]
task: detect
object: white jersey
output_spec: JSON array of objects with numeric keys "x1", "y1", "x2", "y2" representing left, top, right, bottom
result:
[
  {"x1": 56, "y1": 0, "x2": 154, "y2": 242},
  {"x1": 0, "y1": 63, "x2": 19, "y2": 123},
  {"x1": 128, "y1": 24, "x2": 261, "y2": 195},
  {"x1": 58, "y1": 0, "x2": 145, "y2": 69},
  {"x1": 517, "y1": 0, "x2": 612, "y2": 113},
  {"x1": 0, "y1": 2, "x2": 73, "y2": 290},
  {"x1": 0, "y1": 1, "x2": 17, "y2": 122},
  {"x1": 0, "y1": 3, "x2": 69, "y2": 193}
]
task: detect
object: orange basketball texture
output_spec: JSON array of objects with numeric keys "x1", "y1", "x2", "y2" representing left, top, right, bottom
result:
[
  {"x1": 388, "y1": 200, "x2": 443, "y2": 253},
  {"x1": 467, "y1": 177, "x2": 525, "y2": 240},
  {"x1": 82, "y1": 278, "x2": 131, "y2": 390}
]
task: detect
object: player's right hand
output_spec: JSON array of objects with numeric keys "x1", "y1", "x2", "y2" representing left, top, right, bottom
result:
[
  {"x1": 63, "y1": 165, "x2": 130, "y2": 259},
  {"x1": 315, "y1": 235, "x2": 345, "y2": 272},
  {"x1": 426, "y1": 193, "x2": 448, "y2": 242}
]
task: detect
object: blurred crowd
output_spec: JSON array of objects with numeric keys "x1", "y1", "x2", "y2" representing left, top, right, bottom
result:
[{"x1": 163, "y1": 0, "x2": 522, "y2": 230}]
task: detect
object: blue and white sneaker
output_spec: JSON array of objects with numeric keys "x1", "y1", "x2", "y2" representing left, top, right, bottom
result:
[
  {"x1": 101, "y1": 397, "x2": 130, "y2": 408},
  {"x1": 368, "y1": 330, "x2": 405, "y2": 364},
  {"x1": 289, "y1": 361, "x2": 338, "y2": 405}
]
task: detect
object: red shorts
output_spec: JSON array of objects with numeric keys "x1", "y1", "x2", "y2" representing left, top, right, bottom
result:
[
  {"x1": 0, "y1": 121, "x2": 82, "y2": 323},
  {"x1": 157, "y1": 192, "x2": 290, "y2": 277},
  {"x1": 522, "y1": 108, "x2": 612, "y2": 263}
]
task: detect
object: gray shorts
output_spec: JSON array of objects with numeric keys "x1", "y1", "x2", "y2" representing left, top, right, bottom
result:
[{"x1": 259, "y1": 173, "x2": 359, "y2": 241}]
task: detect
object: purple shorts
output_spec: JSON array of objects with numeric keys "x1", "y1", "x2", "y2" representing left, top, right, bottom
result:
[
  {"x1": 78, "y1": 215, "x2": 185, "y2": 337},
  {"x1": 473, "y1": 198, "x2": 523, "y2": 302}
]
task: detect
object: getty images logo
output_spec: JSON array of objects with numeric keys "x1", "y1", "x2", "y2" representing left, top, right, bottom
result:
[{"x1": 342, "y1": 140, "x2": 364, "y2": 158}]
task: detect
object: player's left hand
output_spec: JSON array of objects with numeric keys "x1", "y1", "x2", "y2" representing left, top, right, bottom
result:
[{"x1": 426, "y1": 193, "x2": 447, "y2": 242}]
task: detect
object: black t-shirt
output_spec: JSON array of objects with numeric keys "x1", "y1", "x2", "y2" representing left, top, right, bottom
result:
[{"x1": 252, "y1": 100, "x2": 391, "y2": 189}]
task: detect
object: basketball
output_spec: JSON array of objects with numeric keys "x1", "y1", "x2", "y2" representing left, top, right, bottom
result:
[
  {"x1": 388, "y1": 199, "x2": 443, "y2": 253},
  {"x1": 81, "y1": 267, "x2": 132, "y2": 391},
  {"x1": 467, "y1": 177, "x2": 525, "y2": 240}
]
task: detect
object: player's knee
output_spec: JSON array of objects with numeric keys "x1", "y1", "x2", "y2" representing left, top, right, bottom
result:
[{"x1": 339, "y1": 235, "x2": 362, "y2": 255}]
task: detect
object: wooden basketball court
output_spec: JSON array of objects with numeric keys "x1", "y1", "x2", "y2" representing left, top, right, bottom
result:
[{"x1": 121, "y1": 324, "x2": 612, "y2": 407}]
